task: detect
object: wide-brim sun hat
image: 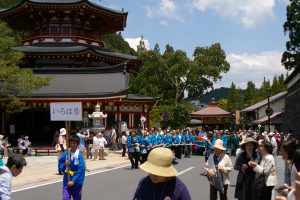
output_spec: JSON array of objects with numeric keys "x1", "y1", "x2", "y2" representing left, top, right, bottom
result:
[
  {"x1": 60, "y1": 128, "x2": 66, "y2": 136},
  {"x1": 139, "y1": 147, "x2": 177, "y2": 177},
  {"x1": 241, "y1": 137, "x2": 258, "y2": 150},
  {"x1": 212, "y1": 139, "x2": 226, "y2": 151}
]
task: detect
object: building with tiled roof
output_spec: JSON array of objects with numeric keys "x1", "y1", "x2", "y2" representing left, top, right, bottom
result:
[{"x1": 0, "y1": 0, "x2": 158, "y2": 144}]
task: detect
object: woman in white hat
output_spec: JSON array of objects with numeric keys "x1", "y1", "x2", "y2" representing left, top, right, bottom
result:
[
  {"x1": 133, "y1": 147, "x2": 191, "y2": 200},
  {"x1": 205, "y1": 139, "x2": 233, "y2": 200}
]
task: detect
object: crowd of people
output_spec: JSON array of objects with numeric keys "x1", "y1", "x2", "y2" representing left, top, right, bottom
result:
[{"x1": 1, "y1": 126, "x2": 300, "y2": 200}]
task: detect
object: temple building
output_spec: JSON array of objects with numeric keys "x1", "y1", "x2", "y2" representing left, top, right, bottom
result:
[
  {"x1": 190, "y1": 99, "x2": 231, "y2": 130},
  {"x1": 0, "y1": 0, "x2": 158, "y2": 144}
]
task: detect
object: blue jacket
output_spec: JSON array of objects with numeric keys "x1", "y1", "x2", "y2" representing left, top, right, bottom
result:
[
  {"x1": 127, "y1": 136, "x2": 141, "y2": 147},
  {"x1": 182, "y1": 133, "x2": 195, "y2": 144},
  {"x1": 58, "y1": 151, "x2": 85, "y2": 186}
]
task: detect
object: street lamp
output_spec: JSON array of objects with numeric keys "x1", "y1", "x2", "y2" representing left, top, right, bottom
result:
[{"x1": 265, "y1": 88, "x2": 273, "y2": 133}]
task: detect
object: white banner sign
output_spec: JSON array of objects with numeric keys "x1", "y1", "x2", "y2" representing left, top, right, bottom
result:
[{"x1": 50, "y1": 102, "x2": 82, "y2": 121}]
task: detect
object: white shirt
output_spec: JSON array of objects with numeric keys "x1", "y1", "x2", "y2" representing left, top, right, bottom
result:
[
  {"x1": 0, "y1": 165, "x2": 13, "y2": 200},
  {"x1": 93, "y1": 136, "x2": 107, "y2": 149},
  {"x1": 121, "y1": 135, "x2": 127, "y2": 144},
  {"x1": 17, "y1": 138, "x2": 26, "y2": 150},
  {"x1": 253, "y1": 153, "x2": 277, "y2": 186}
]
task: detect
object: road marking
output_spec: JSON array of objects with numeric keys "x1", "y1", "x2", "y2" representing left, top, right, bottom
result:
[
  {"x1": 12, "y1": 164, "x2": 131, "y2": 193},
  {"x1": 12, "y1": 164, "x2": 193, "y2": 193},
  {"x1": 177, "y1": 167, "x2": 195, "y2": 176}
]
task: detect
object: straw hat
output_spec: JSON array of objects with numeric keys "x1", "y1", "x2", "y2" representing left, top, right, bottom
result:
[
  {"x1": 241, "y1": 137, "x2": 258, "y2": 150},
  {"x1": 60, "y1": 128, "x2": 66, "y2": 136},
  {"x1": 139, "y1": 147, "x2": 177, "y2": 177},
  {"x1": 212, "y1": 139, "x2": 226, "y2": 151}
]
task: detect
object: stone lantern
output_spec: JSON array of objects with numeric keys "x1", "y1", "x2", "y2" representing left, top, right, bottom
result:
[{"x1": 88, "y1": 103, "x2": 107, "y2": 132}]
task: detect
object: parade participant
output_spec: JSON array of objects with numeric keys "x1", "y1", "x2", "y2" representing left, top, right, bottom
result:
[
  {"x1": 0, "y1": 153, "x2": 26, "y2": 200},
  {"x1": 205, "y1": 139, "x2": 233, "y2": 200},
  {"x1": 249, "y1": 141, "x2": 277, "y2": 200},
  {"x1": 234, "y1": 137, "x2": 259, "y2": 200},
  {"x1": 133, "y1": 147, "x2": 191, "y2": 200},
  {"x1": 173, "y1": 130, "x2": 183, "y2": 159},
  {"x1": 59, "y1": 135, "x2": 85, "y2": 200},
  {"x1": 127, "y1": 131, "x2": 141, "y2": 169},
  {"x1": 140, "y1": 131, "x2": 150, "y2": 164},
  {"x1": 183, "y1": 128, "x2": 195, "y2": 158}
]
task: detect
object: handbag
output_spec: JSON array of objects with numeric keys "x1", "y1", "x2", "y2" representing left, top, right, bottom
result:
[
  {"x1": 255, "y1": 172, "x2": 266, "y2": 193},
  {"x1": 211, "y1": 172, "x2": 224, "y2": 194}
]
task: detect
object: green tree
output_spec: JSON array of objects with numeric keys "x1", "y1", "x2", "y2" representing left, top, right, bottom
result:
[
  {"x1": 282, "y1": 0, "x2": 300, "y2": 70},
  {"x1": 244, "y1": 81, "x2": 258, "y2": 106},
  {"x1": 0, "y1": 0, "x2": 21, "y2": 8},
  {"x1": 130, "y1": 43, "x2": 230, "y2": 106},
  {"x1": 217, "y1": 98, "x2": 228, "y2": 111},
  {"x1": 103, "y1": 33, "x2": 137, "y2": 55},
  {"x1": 0, "y1": 21, "x2": 50, "y2": 112},
  {"x1": 227, "y1": 83, "x2": 244, "y2": 112}
]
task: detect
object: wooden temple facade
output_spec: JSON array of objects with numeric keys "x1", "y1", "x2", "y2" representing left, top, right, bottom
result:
[
  {"x1": 190, "y1": 100, "x2": 231, "y2": 130},
  {"x1": 0, "y1": 0, "x2": 158, "y2": 144}
]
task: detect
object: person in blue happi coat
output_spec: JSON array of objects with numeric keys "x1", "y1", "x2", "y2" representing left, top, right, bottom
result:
[
  {"x1": 59, "y1": 134, "x2": 85, "y2": 200},
  {"x1": 173, "y1": 130, "x2": 183, "y2": 159},
  {"x1": 140, "y1": 132, "x2": 151, "y2": 164},
  {"x1": 127, "y1": 131, "x2": 141, "y2": 169},
  {"x1": 183, "y1": 128, "x2": 195, "y2": 158}
]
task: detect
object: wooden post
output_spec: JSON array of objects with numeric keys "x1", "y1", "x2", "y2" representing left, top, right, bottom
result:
[{"x1": 65, "y1": 121, "x2": 70, "y2": 182}]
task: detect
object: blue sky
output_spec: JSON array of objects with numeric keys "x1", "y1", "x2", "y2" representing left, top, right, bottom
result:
[{"x1": 93, "y1": 0, "x2": 289, "y2": 89}]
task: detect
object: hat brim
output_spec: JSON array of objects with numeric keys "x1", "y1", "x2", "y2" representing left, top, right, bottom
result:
[
  {"x1": 212, "y1": 145, "x2": 226, "y2": 151},
  {"x1": 140, "y1": 161, "x2": 177, "y2": 177},
  {"x1": 241, "y1": 141, "x2": 258, "y2": 150}
]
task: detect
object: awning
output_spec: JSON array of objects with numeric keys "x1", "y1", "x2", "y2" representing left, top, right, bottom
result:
[{"x1": 252, "y1": 112, "x2": 283, "y2": 124}]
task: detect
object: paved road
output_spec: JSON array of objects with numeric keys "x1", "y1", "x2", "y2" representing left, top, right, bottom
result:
[{"x1": 11, "y1": 155, "x2": 285, "y2": 200}]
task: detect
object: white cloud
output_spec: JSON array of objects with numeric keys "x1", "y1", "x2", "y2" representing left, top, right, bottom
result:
[
  {"x1": 191, "y1": 0, "x2": 275, "y2": 28},
  {"x1": 124, "y1": 37, "x2": 151, "y2": 51},
  {"x1": 214, "y1": 51, "x2": 287, "y2": 89},
  {"x1": 146, "y1": 0, "x2": 184, "y2": 22},
  {"x1": 160, "y1": 20, "x2": 168, "y2": 26}
]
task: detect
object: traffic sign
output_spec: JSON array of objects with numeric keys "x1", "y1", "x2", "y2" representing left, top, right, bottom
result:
[{"x1": 265, "y1": 107, "x2": 273, "y2": 116}]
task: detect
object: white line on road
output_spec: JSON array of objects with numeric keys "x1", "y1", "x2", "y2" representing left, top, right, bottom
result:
[
  {"x1": 177, "y1": 167, "x2": 195, "y2": 176},
  {"x1": 12, "y1": 164, "x2": 131, "y2": 193},
  {"x1": 13, "y1": 164, "x2": 194, "y2": 193}
]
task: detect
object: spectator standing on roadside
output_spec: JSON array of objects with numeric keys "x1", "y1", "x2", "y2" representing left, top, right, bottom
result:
[
  {"x1": 24, "y1": 136, "x2": 32, "y2": 156},
  {"x1": 234, "y1": 137, "x2": 259, "y2": 200},
  {"x1": 76, "y1": 129, "x2": 89, "y2": 170},
  {"x1": 0, "y1": 153, "x2": 26, "y2": 200},
  {"x1": 110, "y1": 125, "x2": 117, "y2": 150},
  {"x1": 17, "y1": 135, "x2": 27, "y2": 156},
  {"x1": 56, "y1": 128, "x2": 67, "y2": 175},
  {"x1": 121, "y1": 131, "x2": 127, "y2": 157}
]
